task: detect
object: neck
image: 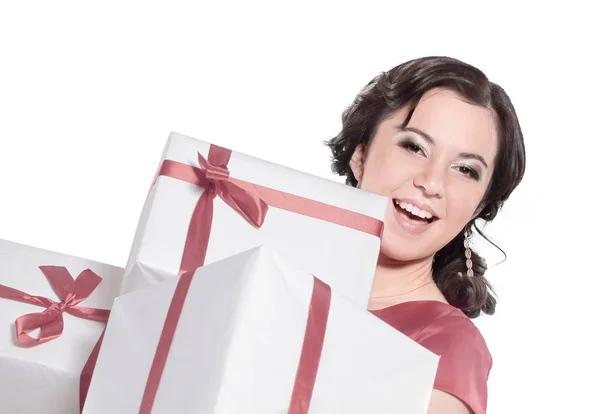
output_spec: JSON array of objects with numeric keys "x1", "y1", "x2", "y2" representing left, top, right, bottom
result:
[{"x1": 368, "y1": 253, "x2": 446, "y2": 311}]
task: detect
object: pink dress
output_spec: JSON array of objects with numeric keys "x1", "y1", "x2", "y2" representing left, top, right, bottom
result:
[{"x1": 370, "y1": 300, "x2": 492, "y2": 414}]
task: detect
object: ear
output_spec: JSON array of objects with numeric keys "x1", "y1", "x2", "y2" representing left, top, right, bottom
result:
[{"x1": 350, "y1": 144, "x2": 365, "y2": 187}]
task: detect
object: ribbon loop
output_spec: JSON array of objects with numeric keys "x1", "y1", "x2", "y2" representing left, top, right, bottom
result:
[
  {"x1": 0, "y1": 266, "x2": 110, "y2": 347},
  {"x1": 15, "y1": 307, "x2": 65, "y2": 347}
]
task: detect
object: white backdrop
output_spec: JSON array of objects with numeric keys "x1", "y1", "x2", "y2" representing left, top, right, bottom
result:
[{"x1": 1, "y1": 1, "x2": 598, "y2": 413}]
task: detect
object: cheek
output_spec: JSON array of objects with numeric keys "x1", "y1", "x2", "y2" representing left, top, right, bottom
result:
[
  {"x1": 361, "y1": 150, "x2": 413, "y2": 195},
  {"x1": 446, "y1": 182, "x2": 485, "y2": 223}
]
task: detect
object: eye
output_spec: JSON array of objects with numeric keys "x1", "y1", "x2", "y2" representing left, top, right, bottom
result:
[
  {"x1": 399, "y1": 140, "x2": 426, "y2": 156},
  {"x1": 455, "y1": 165, "x2": 481, "y2": 181}
]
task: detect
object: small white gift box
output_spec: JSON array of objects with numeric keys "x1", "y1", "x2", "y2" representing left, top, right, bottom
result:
[
  {"x1": 122, "y1": 131, "x2": 388, "y2": 308},
  {"x1": 85, "y1": 245, "x2": 439, "y2": 414},
  {"x1": 0, "y1": 238, "x2": 123, "y2": 414}
]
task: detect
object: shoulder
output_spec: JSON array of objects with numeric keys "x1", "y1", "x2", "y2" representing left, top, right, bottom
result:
[
  {"x1": 373, "y1": 301, "x2": 491, "y2": 358},
  {"x1": 414, "y1": 303, "x2": 491, "y2": 362},
  {"x1": 373, "y1": 301, "x2": 492, "y2": 414},
  {"x1": 428, "y1": 312, "x2": 491, "y2": 414}
]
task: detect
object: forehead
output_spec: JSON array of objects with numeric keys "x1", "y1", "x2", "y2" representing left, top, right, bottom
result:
[{"x1": 386, "y1": 88, "x2": 498, "y2": 161}]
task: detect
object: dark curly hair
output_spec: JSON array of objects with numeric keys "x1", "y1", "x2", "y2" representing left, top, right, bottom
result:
[{"x1": 326, "y1": 56, "x2": 526, "y2": 318}]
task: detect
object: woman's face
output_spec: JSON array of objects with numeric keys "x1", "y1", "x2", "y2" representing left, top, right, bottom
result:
[{"x1": 351, "y1": 88, "x2": 498, "y2": 262}]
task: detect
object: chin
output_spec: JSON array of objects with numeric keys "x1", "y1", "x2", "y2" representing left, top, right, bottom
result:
[{"x1": 379, "y1": 237, "x2": 436, "y2": 263}]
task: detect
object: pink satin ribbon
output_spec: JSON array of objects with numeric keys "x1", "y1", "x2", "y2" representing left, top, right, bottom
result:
[
  {"x1": 1, "y1": 267, "x2": 109, "y2": 412},
  {"x1": 80, "y1": 329, "x2": 105, "y2": 412},
  {"x1": 138, "y1": 270, "x2": 195, "y2": 414},
  {"x1": 155, "y1": 144, "x2": 383, "y2": 273},
  {"x1": 168, "y1": 147, "x2": 269, "y2": 273},
  {"x1": 0, "y1": 266, "x2": 109, "y2": 347},
  {"x1": 138, "y1": 272, "x2": 332, "y2": 414},
  {"x1": 78, "y1": 144, "x2": 383, "y2": 412},
  {"x1": 288, "y1": 277, "x2": 331, "y2": 413}
]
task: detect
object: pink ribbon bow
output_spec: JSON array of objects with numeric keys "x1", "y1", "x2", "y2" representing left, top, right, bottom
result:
[
  {"x1": 196, "y1": 149, "x2": 268, "y2": 228},
  {"x1": 154, "y1": 144, "x2": 384, "y2": 275},
  {"x1": 79, "y1": 143, "x2": 384, "y2": 412},
  {"x1": 0, "y1": 266, "x2": 110, "y2": 347},
  {"x1": 158, "y1": 145, "x2": 269, "y2": 273}
]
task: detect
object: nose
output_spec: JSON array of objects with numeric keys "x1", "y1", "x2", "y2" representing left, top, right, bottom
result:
[{"x1": 413, "y1": 164, "x2": 445, "y2": 198}]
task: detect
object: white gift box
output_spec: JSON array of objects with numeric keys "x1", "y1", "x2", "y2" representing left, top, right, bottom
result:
[
  {"x1": 85, "y1": 245, "x2": 439, "y2": 414},
  {"x1": 0, "y1": 238, "x2": 123, "y2": 414},
  {"x1": 121, "y1": 131, "x2": 388, "y2": 308}
]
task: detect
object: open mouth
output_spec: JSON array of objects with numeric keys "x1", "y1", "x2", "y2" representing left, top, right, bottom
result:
[{"x1": 392, "y1": 199, "x2": 438, "y2": 224}]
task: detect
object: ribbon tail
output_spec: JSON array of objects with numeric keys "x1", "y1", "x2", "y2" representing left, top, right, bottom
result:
[
  {"x1": 71, "y1": 269, "x2": 104, "y2": 301},
  {"x1": 180, "y1": 188, "x2": 215, "y2": 273},
  {"x1": 220, "y1": 181, "x2": 268, "y2": 227},
  {"x1": 80, "y1": 328, "x2": 105, "y2": 413}
]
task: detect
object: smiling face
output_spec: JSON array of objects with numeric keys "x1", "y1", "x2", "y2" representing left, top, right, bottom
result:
[{"x1": 351, "y1": 88, "x2": 499, "y2": 262}]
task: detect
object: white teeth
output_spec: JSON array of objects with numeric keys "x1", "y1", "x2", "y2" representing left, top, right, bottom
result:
[
  {"x1": 419, "y1": 209, "x2": 433, "y2": 219},
  {"x1": 394, "y1": 200, "x2": 434, "y2": 219}
]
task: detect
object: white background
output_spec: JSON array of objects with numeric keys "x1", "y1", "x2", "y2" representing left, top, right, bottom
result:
[{"x1": 1, "y1": 1, "x2": 598, "y2": 413}]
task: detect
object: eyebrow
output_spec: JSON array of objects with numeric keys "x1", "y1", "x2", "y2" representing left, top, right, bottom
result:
[
  {"x1": 399, "y1": 126, "x2": 489, "y2": 169},
  {"x1": 402, "y1": 126, "x2": 435, "y2": 146},
  {"x1": 458, "y1": 152, "x2": 489, "y2": 169}
]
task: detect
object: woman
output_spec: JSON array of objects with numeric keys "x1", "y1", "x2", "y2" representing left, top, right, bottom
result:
[{"x1": 327, "y1": 56, "x2": 526, "y2": 414}]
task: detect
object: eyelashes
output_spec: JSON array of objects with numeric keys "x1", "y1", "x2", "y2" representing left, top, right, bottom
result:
[
  {"x1": 399, "y1": 139, "x2": 426, "y2": 156},
  {"x1": 455, "y1": 165, "x2": 481, "y2": 181},
  {"x1": 397, "y1": 139, "x2": 481, "y2": 181}
]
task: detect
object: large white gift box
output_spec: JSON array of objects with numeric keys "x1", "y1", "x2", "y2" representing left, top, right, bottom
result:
[
  {"x1": 84, "y1": 245, "x2": 439, "y2": 414},
  {"x1": 0, "y1": 238, "x2": 123, "y2": 414},
  {"x1": 121, "y1": 131, "x2": 388, "y2": 307}
]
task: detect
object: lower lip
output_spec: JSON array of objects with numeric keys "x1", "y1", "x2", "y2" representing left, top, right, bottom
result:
[{"x1": 392, "y1": 205, "x2": 435, "y2": 235}]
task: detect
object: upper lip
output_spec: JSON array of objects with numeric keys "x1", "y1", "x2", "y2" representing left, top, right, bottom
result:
[{"x1": 392, "y1": 198, "x2": 439, "y2": 218}]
